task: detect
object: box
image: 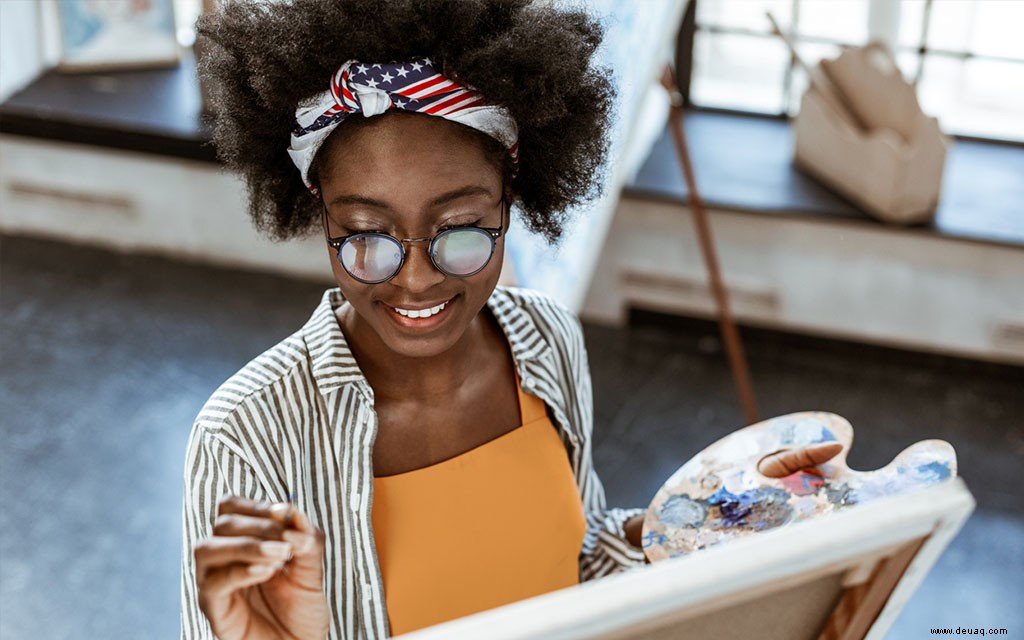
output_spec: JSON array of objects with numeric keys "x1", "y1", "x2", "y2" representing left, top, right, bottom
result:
[{"x1": 793, "y1": 42, "x2": 949, "y2": 225}]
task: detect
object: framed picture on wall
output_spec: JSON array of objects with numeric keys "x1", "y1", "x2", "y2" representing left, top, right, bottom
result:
[{"x1": 55, "y1": 0, "x2": 180, "y2": 72}]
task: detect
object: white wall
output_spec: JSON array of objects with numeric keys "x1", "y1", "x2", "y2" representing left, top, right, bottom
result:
[{"x1": 0, "y1": 0, "x2": 46, "y2": 102}]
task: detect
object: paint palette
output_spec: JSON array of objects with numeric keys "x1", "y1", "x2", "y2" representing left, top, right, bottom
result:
[{"x1": 642, "y1": 411, "x2": 957, "y2": 562}]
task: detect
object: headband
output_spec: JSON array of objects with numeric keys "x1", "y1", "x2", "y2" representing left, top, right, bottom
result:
[{"x1": 288, "y1": 57, "x2": 519, "y2": 195}]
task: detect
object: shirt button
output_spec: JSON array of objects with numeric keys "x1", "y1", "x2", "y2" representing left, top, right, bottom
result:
[
  {"x1": 524, "y1": 377, "x2": 537, "y2": 389},
  {"x1": 350, "y1": 492, "x2": 361, "y2": 512}
]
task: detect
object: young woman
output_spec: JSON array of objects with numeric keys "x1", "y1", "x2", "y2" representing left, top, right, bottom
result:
[
  {"x1": 181, "y1": 2, "x2": 643, "y2": 638},
  {"x1": 182, "y1": 2, "x2": 834, "y2": 638}
]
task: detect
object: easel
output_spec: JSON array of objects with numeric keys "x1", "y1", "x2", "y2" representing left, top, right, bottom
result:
[{"x1": 659, "y1": 1, "x2": 759, "y2": 424}]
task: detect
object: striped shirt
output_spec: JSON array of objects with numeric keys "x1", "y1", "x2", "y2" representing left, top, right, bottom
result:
[{"x1": 180, "y1": 285, "x2": 646, "y2": 639}]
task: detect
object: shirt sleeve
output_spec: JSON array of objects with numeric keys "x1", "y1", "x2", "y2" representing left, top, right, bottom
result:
[
  {"x1": 552, "y1": 303, "x2": 648, "y2": 581},
  {"x1": 180, "y1": 422, "x2": 271, "y2": 640}
]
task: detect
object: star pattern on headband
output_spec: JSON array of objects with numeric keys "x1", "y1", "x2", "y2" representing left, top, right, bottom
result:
[{"x1": 293, "y1": 55, "x2": 518, "y2": 192}]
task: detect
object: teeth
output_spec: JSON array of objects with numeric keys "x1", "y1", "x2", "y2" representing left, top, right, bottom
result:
[{"x1": 394, "y1": 301, "x2": 447, "y2": 318}]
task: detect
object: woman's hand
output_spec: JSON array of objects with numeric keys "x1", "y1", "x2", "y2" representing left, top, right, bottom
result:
[{"x1": 194, "y1": 496, "x2": 330, "y2": 640}]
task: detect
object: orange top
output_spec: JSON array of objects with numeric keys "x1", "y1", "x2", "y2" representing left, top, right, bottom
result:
[{"x1": 371, "y1": 381, "x2": 587, "y2": 636}]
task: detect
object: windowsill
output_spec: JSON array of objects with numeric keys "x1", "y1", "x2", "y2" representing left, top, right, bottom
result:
[
  {"x1": 626, "y1": 111, "x2": 1024, "y2": 248},
  {"x1": 0, "y1": 51, "x2": 215, "y2": 163},
  {"x1": 2, "y1": 63, "x2": 1021, "y2": 249}
]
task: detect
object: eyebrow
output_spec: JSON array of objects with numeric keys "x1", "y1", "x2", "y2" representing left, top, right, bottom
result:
[{"x1": 328, "y1": 185, "x2": 494, "y2": 210}]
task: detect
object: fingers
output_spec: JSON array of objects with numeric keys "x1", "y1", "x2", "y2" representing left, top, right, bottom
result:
[
  {"x1": 214, "y1": 499, "x2": 317, "y2": 557},
  {"x1": 206, "y1": 495, "x2": 325, "y2": 589},
  {"x1": 758, "y1": 442, "x2": 843, "y2": 478},
  {"x1": 196, "y1": 559, "x2": 284, "y2": 629},
  {"x1": 214, "y1": 496, "x2": 308, "y2": 544},
  {"x1": 276, "y1": 512, "x2": 326, "y2": 587},
  {"x1": 194, "y1": 535, "x2": 292, "y2": 629},
  {"x1": 217, "y1": 495, "x2": 295, "y2": 527},
  {"x1": 196, "y1": 536, "x2": 293, "y2": 572}
]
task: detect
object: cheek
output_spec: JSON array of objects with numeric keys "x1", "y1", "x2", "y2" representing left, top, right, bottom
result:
[{"x1": 327, "y1": 247, "x2": 363, "y2": 298}]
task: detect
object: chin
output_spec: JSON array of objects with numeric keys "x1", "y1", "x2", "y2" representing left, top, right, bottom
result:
[{"x1": 379, "y1": 294, "x2": 472, "y2": 349}]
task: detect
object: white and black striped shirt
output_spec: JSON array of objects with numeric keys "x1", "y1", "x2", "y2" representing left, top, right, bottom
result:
[{"x1": 181, "y1": 286, "x2": 646, "y2": 639}]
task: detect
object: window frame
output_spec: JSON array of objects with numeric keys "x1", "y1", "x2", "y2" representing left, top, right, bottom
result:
[{"x1": 678, "y1": 0, "x2": 1024, "y2": 147}]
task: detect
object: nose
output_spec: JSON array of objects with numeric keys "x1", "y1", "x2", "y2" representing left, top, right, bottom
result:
[{"x1": 389, "y1": 240, "x2": 445, "y2": 293}]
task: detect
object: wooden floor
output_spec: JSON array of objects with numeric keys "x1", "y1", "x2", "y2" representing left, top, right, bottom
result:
[{"x1": 1, "y1": 235, "x2": 1021, "y2": 639}]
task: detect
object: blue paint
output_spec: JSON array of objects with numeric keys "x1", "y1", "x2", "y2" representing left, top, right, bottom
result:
[
  {"x1": 642, "y1": 531, "x2": 667, "y2": 549},
  {"x1": 659, "y1": 494, "x2": 708, "y2": 528},
  {"x1": 707, "y1": 488, "x2": 753, "y2": 526},
  {"x1": 814, "y1": 427, "x2": 837, "y2": 444},
  {"x1": 915, "y1": 461, "x2": 952, "y2": 482},
  {"x1": 706, "y1": 486, "x2": 793, "y2": 530}
]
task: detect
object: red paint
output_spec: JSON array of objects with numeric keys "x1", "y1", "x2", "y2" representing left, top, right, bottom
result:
[{"x1": 780, "y1": 471, "x2": 826, "y2": 496}]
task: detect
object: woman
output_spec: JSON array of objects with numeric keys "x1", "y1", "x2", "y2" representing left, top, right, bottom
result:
[
  {"x1": 182, "y1": 2, "x2": 643, "y2": 638},
  {"x1": 182, "y1": 2, "x2": 833, "y2": 638}
]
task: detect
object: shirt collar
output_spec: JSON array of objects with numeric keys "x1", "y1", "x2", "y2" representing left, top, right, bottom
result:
[{"x1": 304, "y1": 286, "x2": 552, "y2": 397}]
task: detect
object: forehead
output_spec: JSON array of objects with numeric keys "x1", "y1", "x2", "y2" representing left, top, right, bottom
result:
[{"x1": 315, "y1": 112, "x2": 503, "y2": 199}]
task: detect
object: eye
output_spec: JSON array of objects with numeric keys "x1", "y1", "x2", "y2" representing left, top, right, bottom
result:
[
  {"x1": 439, "y1": 224, "x2": 478, "y2": 233},
  {"x1": 437, "y1": 217, "x2": 484, "y2": 233},
  {"x1": 344, "y1": 227, "x2": 389, "y2": 236}
]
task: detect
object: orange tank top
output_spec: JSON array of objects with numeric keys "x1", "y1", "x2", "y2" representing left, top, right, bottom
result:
[{"x1": 371, "y1": 380, "x2": 587, "y2": 636}]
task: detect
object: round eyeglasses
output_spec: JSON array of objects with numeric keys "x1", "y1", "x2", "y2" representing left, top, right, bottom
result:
[{"x1": 323, "y1": 199, "x2": 507, "y2": 284}]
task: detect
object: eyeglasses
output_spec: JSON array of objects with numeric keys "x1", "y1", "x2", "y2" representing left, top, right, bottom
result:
[{"x1": 323, "y1": 195, "x2": 507, "y2": 284}]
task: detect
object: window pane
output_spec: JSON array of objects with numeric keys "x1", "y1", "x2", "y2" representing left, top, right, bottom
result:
[
  {"x1": 691, "y1": 31, "x2": 788, "y2": 114},
  {"x1": 786, "y1": 41, "x2": 846, "y2": 114},
  {"x1": 898, "y1": 0, "x2": 926, "y2": 50},
  {"x1": 970, "y1": 0, "x2": 1024, "y2": 60},
  {"x1": 918, "y1": 55, "x2": 1024, "y2": 142},
  {"x1": 895, "y1": 50, "x2": 922, "y2": 85},
  {"x1": 697, "y1": 0, "x2": 794, "y2": 33},
  {"x1": 927, "y1": 0, "x2": 1024, "y2": 60},
  {"x1": 796, "y1": 0, "x2": 868, "y2": 44},
  {"x1": 927, "y1": 0, "x2": 976, "y2": 53},
  {"x1": 173, "y1": 0, "x2": 201, "y2": 47}
]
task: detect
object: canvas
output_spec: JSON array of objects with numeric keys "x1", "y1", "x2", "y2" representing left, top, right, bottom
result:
[{"x1": 397, "y1": 413, "x2": 973, "y2": 640}]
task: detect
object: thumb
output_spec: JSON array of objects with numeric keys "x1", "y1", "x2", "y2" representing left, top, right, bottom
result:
[
  {"x1": 275, "y1": 507, "x2": 326, "y2": 589},
  {"x1": 758, "y1": 442, "x2": 843, "y2": 478}
]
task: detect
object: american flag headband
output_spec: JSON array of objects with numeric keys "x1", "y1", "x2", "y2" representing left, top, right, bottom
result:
[{"x1": 287, "y1": 57, "x2": 520, "y2": 195}]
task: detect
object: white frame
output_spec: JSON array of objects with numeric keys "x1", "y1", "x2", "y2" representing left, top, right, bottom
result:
[{"x1": 398, "y1": 479, "x2": 974, "y2": 639}]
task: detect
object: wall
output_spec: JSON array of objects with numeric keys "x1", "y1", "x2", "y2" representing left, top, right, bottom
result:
[{"x1": 0, "y1": 0, "x2": 46, "y2": 102}]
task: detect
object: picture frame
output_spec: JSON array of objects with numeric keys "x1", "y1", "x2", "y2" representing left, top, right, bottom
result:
[{"x1": 52, "y1": 0, "x2": 180, "y2": 72}]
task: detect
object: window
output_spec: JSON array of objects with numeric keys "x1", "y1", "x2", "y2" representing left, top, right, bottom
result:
[
  {"x1": 688, "y1": 0, "x2": 1024, "y2": 143},
  {"x1": 173, "y1": 0, "x2": 202, "y2": 47}
]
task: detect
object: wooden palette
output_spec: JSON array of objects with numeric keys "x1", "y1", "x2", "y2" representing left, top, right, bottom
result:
[{"x1": 642, "y1": 412, "x2": 957, "y2": 562}]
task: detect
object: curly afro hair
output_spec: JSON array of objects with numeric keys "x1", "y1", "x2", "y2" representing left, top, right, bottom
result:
[{"x1": 197, "y1": 0, "x2": 612, "y2": 244}]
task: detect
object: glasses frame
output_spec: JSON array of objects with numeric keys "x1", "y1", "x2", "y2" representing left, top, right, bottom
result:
[{"x1": 323, "y1": 193, "x2": 508, "y2": 285}]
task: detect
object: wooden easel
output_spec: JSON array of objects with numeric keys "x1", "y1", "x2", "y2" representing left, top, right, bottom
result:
[{"x1": 658, "y1": 65, "x2": 760, "y2": 425}]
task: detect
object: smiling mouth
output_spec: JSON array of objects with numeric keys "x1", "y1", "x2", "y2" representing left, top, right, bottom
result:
[
  {"x1": 391, "y1": 301, "x2": 448, "y2": 317},
  {"x1": 387, "y1": 297, "x2": 455, "y2": 321}
]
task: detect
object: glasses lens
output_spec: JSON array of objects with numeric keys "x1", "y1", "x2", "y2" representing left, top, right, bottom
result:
[
  {"x1": 339, "y1": 235, "x2": 403, "y2": 283},
  {"x1": 432, "y1": 228, "x2": 494, "y2": 276}
]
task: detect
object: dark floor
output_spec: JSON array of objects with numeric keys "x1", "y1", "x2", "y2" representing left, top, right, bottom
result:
[{"x1": 1, "y1": 235, "x2": 1021, "y2": 639}]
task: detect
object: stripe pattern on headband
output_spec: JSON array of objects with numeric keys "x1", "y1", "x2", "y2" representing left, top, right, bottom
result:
[{"x1": 288, "y1": 57, "x2": 519, "y2": 195}]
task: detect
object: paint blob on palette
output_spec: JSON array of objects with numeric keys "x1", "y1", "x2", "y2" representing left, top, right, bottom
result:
[{"x1": 642, "y1": 412, "x2": 956, "y2": 562}]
